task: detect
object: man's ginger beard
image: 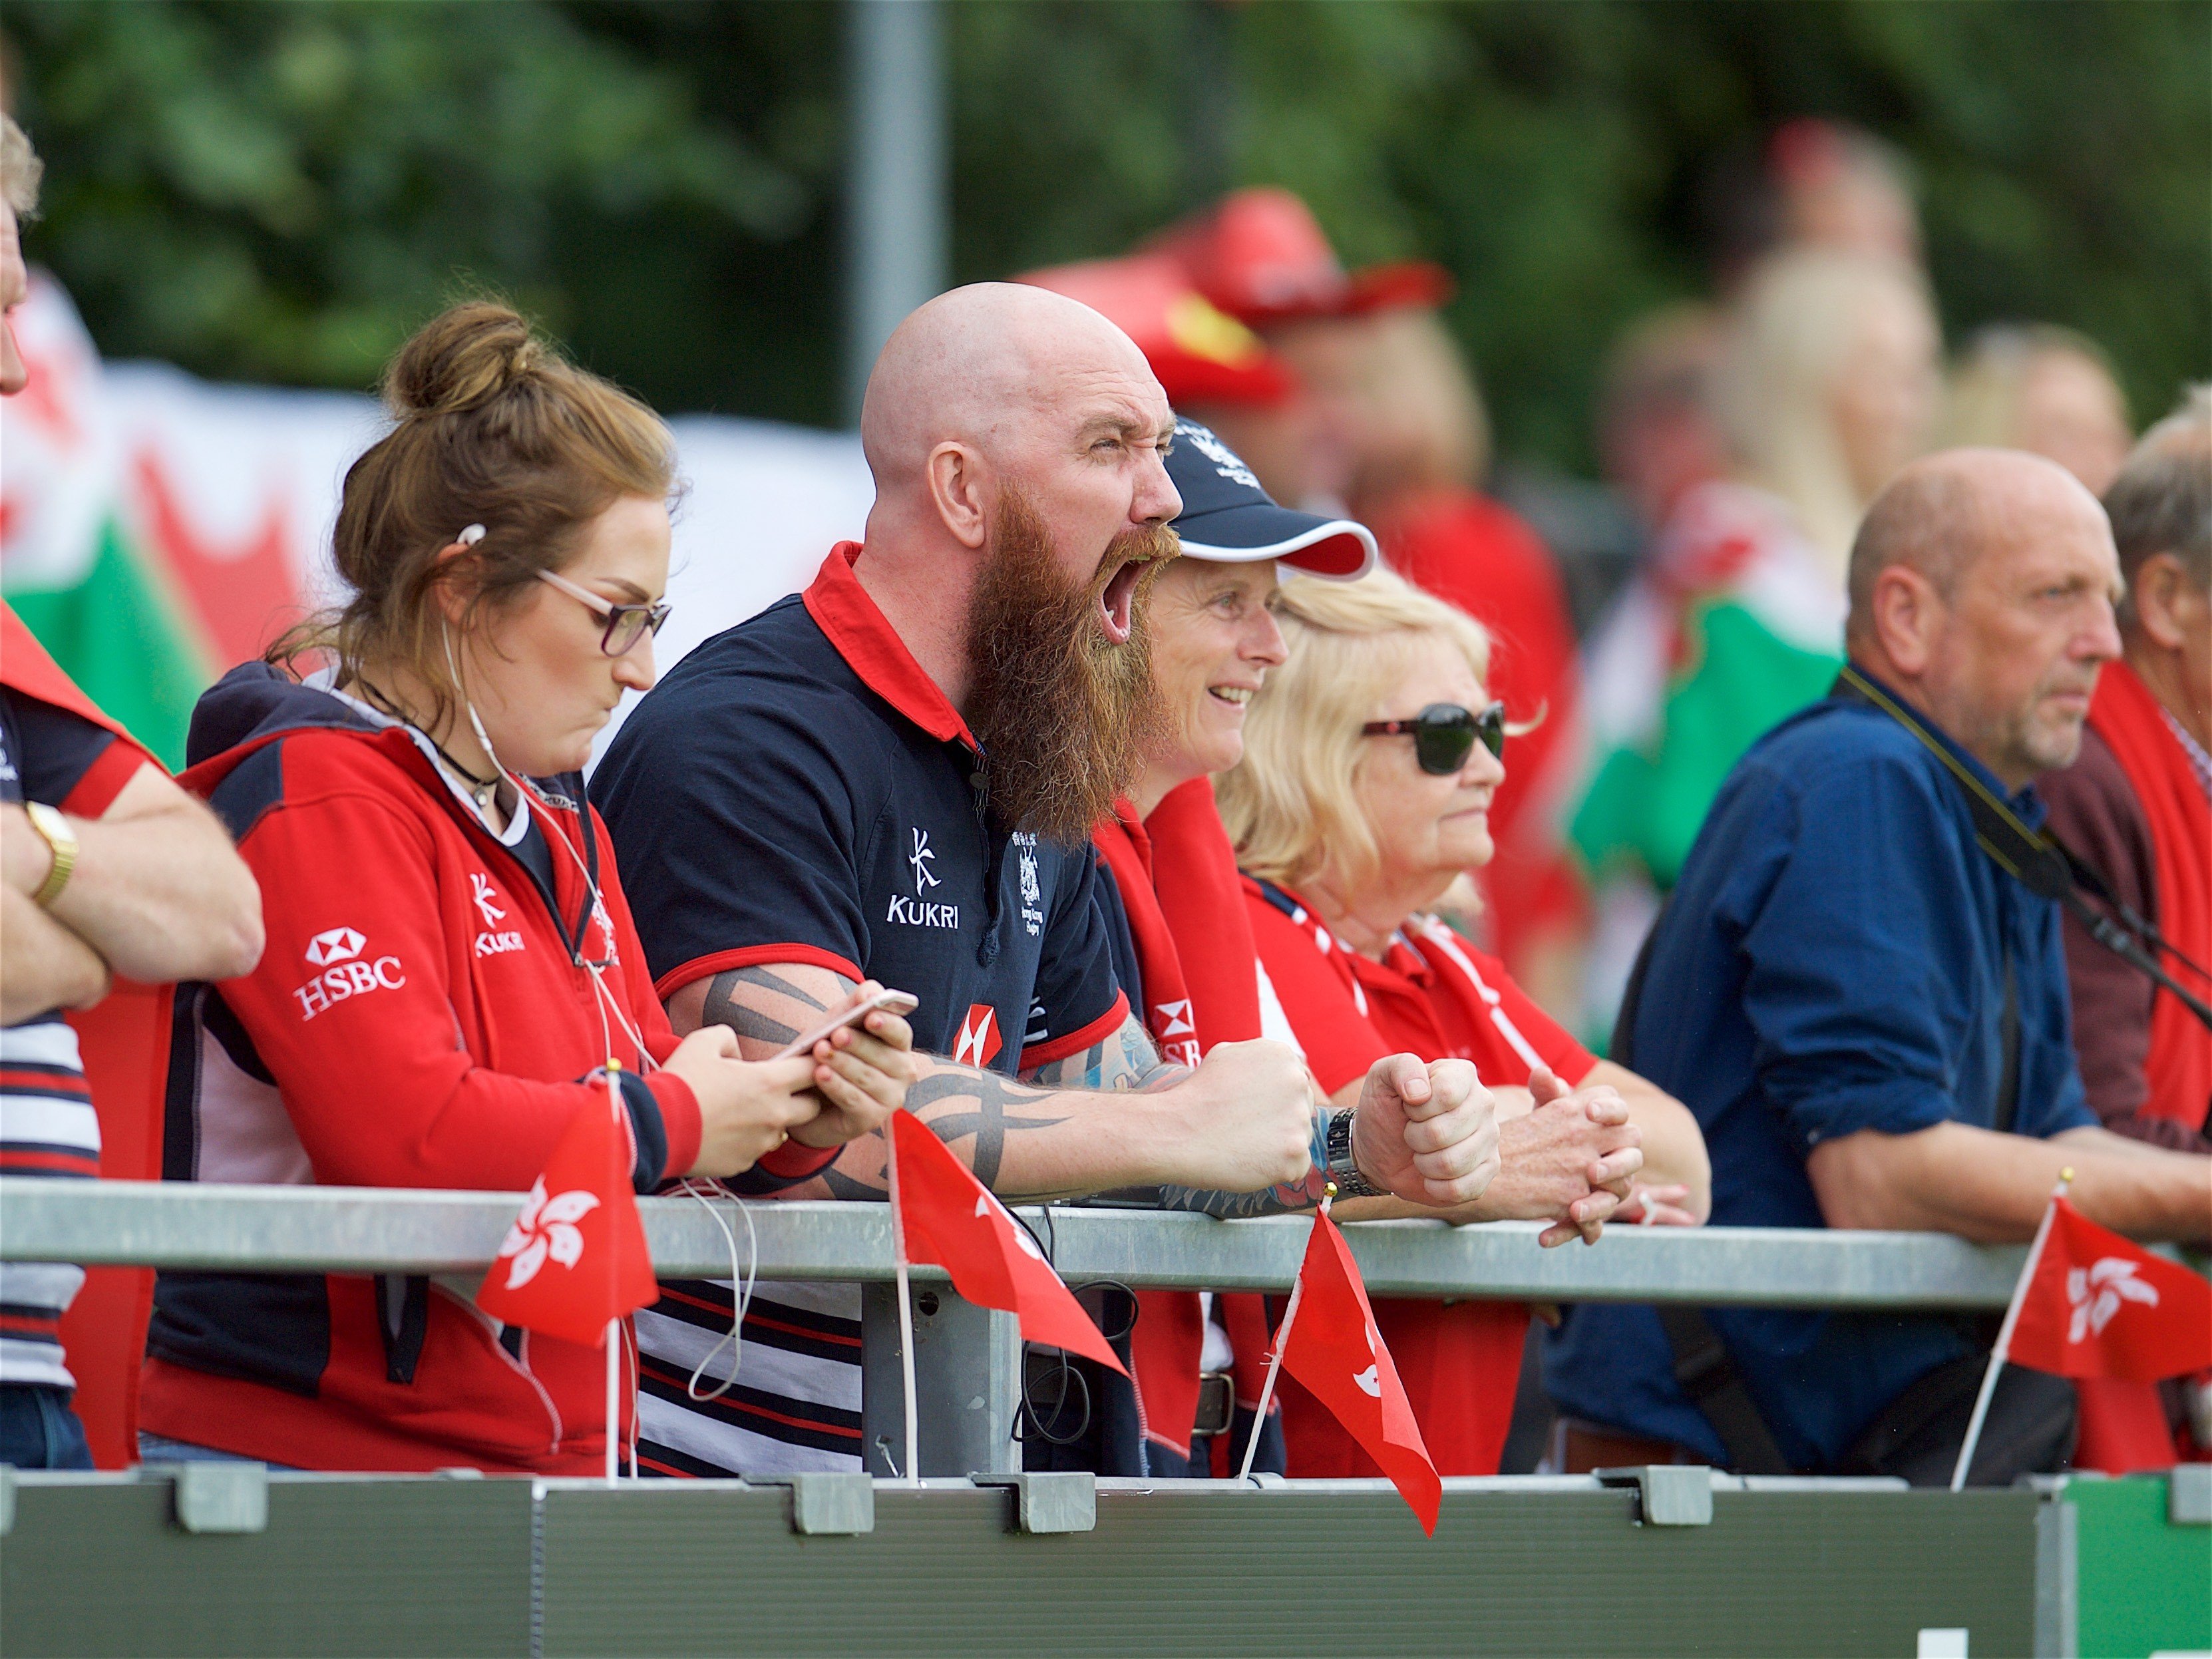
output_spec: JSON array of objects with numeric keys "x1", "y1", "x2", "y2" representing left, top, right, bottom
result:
[{"x1": 963, "y1": 486, "x2": 1175, "y2": 843}]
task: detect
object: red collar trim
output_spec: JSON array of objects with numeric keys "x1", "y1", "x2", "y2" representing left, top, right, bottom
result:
[{"x1": 801, "y1": 543, "x2": 977, "y2": 749}]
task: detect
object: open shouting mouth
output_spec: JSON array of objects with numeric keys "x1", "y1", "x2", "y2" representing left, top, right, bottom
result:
[{"x1": 1098, "y1": 558, "x2": 1147, "y2": 645}]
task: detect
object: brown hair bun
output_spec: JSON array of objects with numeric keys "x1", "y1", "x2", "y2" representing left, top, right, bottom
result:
[{"x1": 383, "y1": 300, "x2": 546, "y2": 419}]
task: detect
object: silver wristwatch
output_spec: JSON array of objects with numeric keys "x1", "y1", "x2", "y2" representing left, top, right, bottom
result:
[{"x1": 1322, "y1": 1107, "x2": 1384, "y2": 1199}]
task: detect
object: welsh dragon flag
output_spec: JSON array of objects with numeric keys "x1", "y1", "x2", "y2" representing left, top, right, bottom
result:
[
  {"x1": 1, "y1": 272, "x2": 365, "y2": 769},
  {"x1": 1573, "y1": 480, "x2": 1846, "y2": 894}
]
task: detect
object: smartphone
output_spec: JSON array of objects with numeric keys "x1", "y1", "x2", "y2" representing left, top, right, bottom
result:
[{"x1": 773, "y1": 988, "x2": 920, "y2": 1061}]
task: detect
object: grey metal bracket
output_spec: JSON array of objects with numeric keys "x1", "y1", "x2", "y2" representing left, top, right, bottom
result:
[
  {"x1": 0, "y1": 1464, "x2": 13, "y2": 1537},
  {"x1": 162, "y1": 1460, "x2": 270, "y2": 1534},
  {"x1": 860, "y1": 1280, "x2": 1021, "y2": 1479},
  {"x1": 974, "y1": 1470, "x2": 1096, "y2": 1534},
  {"x1": 2171, "y1": 1461, "x2": 2210, "y2": 1525},
  {"x1": 751, "y1": 1472, "x2": 876, "y2": 1536},
  {"x1": 1594, "y1": 1465, "x2": 1714, "y2": 1527}
]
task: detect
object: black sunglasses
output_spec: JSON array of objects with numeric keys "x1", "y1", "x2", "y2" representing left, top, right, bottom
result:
[{"x1": 1361, "y1": 700, "x2": 1506, "y2": 775}]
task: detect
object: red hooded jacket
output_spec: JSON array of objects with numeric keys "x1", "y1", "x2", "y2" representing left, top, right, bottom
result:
[{"x1": 137, "y1": 665, "x2": 784, "y2": 1473}]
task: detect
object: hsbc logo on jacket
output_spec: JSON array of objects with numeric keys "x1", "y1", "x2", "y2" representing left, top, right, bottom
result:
[{"x1": 291, "y1": 925, "x2": 406, "y2": 1020}]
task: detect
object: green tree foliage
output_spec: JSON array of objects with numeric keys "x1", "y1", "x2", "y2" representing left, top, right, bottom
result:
[{"x1": 9, "y1": 1, "x2": 2206, "y2": 469}]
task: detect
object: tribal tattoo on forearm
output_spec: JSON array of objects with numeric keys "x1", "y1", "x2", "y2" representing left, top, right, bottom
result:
[
  {"x1": 1154, "y1": 1109, "x2": 1334, "y2": 1220},
  {"x1": 700, "y1": 964, "x2": 850, "y2": 1049}
]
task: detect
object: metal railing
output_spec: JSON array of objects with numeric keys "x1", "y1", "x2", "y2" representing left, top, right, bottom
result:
[
  {"x1": 4, "y1": 1175, "x2": 2068, "y2": 1479},
  {"x1": 1, "y1": 1177, "x2": 2032, "y2": 1306}
]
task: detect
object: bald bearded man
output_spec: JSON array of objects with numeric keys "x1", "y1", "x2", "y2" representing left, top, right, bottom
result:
[
  {"x1": 1545, "y1": 449, "x2": 2211, "y2": 1485},
  {"x1": 594, "y1": 283, "x2": 1499, "y2": 1479}
]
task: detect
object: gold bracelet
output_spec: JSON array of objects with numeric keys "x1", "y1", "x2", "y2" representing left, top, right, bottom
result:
[{"x1": 25, "y1": 801, "x2": 79, "y2": 907}]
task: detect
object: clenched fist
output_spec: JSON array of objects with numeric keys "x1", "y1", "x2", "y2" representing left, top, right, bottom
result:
[
  {"x1": 1160, "y1": 1037, "x2": 1316, "y2": 1193},
  {"x1": 1349, "y1": 1053, "x2": 1501, "y2": 1207}
]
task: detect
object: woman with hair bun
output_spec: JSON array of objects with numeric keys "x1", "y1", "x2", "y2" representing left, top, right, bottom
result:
[{"x1": 138, "y1": 302, "x2": 915, "y2": 1475}]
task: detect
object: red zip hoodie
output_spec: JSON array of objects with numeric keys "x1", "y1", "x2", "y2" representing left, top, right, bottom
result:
[{"x1": 139, "y1": 665, "x2": 817, "y2": 1473}]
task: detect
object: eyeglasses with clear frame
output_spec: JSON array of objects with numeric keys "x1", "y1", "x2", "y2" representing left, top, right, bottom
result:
[{"x1": 534, "y1": 568, "x2": 671, "y2": 657}]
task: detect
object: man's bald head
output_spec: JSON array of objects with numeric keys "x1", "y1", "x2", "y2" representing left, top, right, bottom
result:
[
  {"x1": 1846, "y1": 447, "x2": 2122, "y2": 789},
  {"x1": 860, "y1": 281, "x2": 1165, "y2": 490},
  {"x1": 1845, "y1": 448, "x2": 2108, "y2": 646}
]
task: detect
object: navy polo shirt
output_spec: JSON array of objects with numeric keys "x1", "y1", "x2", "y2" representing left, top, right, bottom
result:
[
  {"x1": 592, "y1": 542, "x2": 1129, "y2": 1075},
  {"x1": 1544, "y1": 669, "x2": 2096, "y2": 1470}
]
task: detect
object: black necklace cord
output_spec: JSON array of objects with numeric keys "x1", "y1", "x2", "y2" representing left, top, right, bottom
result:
[
  {"x1": 352, "y1": 677, "x2": 502, "y2": 800},
  {"x1": 1837, "y1": 665, "x2": 2212, "y2": 1035}
]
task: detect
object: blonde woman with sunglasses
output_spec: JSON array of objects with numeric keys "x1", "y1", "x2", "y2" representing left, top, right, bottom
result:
[{"x1": 1216, "y1": 568, "x2": 1710, "y2": 1477}]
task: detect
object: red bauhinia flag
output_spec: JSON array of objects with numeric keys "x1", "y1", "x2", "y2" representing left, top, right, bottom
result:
[
  {"x1": 887, "y1": 1109, "x2": 1125, "y2": 1374},
  {"x1": 476, "y1": 1087, "x2": 659, "y2": 1349},
  {"x1": 1278, "y1": 1209, "x2": 1441, "y2": 1535},
  {"x1": 2005, "y1": 1197, "x2": 2212, "y2": 1382}
]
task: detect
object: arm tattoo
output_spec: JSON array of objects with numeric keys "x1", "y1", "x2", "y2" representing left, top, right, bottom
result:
[
  {"x1": 910, "y1": 1066, "x2": 1071, "y2": 1190},
  {"x1": 1155, "y1": 1110, "x2": 1332, "y2": 1219},
  {"x1": 701, "y1": 965, "x2": 852, "y2": 1049},
  {"x1": 1023, "y1": 1012, "x2": 1187, "y2": 1093}
]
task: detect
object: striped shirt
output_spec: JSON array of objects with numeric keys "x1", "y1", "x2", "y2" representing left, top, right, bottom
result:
[
  {"x1": 1, "y1": 686, "x2": 131, "y2": 1392},
  {"x1": 634, "y1": 1282, "x2": 864, "y2": 1477},
  {"x1": 0, "y1": 1020, "x2": 99, "y2": 1388}
]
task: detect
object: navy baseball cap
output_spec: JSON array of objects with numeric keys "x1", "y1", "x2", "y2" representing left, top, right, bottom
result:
[{"x1": 1165, "y1": 419, "x2": 1379, "y2": 580}]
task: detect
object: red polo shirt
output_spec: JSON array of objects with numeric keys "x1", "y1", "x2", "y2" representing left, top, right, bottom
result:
[{"x1": 1244, "y1": 874, "x2": 1596, "y2": 1476}]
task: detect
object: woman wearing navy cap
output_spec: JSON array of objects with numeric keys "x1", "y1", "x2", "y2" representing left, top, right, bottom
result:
[{"x1": 1067, "y1": 424, "x2": 1698, "y2": 1477}]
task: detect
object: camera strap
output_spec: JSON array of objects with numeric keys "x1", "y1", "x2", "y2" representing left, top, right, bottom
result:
[{"x1": 1835, "y1": 665, "x2": 2212, "y2": 1035}]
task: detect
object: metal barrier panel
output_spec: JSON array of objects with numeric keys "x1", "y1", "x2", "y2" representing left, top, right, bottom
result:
[
  {"x1": 538, "y1": 1477, "x2": 2048, "y2": 1658},
  {"x1": 0, "y1": 1467, "x2": 2065, "y2": 1656},
  {"x1": 0, "y1": 1471, "x2": 533, "y2": 1658}
]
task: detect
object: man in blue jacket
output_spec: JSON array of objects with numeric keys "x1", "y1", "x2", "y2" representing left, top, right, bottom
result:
[{"x1": 1546, "y1": 448, "x2": 2212, "y2": 1483}]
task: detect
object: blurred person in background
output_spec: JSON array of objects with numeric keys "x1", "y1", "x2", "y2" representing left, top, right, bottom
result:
[
  {"x1": 1943, "y1": 324, "x2": 2134, "y2": 496},
  {"x1": 2038, "y1": 388, "x2": 2212, "y2": 1469},
  {"x1": 1217, "y1": 568, "x2": 1709, "y2": 1478},
  {"x1": 141, "y1": 301, "x2": 914, "y2": 1474},
  {"x1": 1, "y1": 111, "x2": 264, "y2": 1471},
  {"x1": 2040, "y1": 390, "x2": 2212, "y2": 1153},
  {"x1": 1161, "y1": 186, "x2": 1593, "y2": 1025},
  {"x1": 1013, "y1": 248, "x2": 1326, "y2": 510},
  {"x1": 1572, "y1": 248, "x2": 1940, "y2": 1035},
  {"x1": 1547, "y1": 449, "x2": 2212, "y2": 1483},
  {"x1": 1595, "y1": 303, "x2": 1729, "y2": 545},
  {"x1": 1705, "y1": 118, "x2": 1924, "y2": 294}
]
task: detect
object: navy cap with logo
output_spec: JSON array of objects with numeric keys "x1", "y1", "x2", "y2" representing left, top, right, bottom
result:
[{"x1": 1165, "y1": 419, "x2": 1378, "y2": 580}]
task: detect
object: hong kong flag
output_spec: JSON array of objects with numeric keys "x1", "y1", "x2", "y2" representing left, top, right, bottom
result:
[
  {"x1": 2005, "y1": 1197, "x2": 2212, "y2": 1382},
  {"x1": 1277, "y1": 1210, "x2": 1441, "y2": 1535},
  {"x1": 476, "y1": 1089, "x2": 658, "y2": 1349},
  {"x1": 886, "y1": 1109, "x2": 1125, "y2": 1373}
]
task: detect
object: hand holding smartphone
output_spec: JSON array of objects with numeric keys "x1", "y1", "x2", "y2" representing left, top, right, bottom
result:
[{"x1": 772, "y1": 987, "x2": 920, "y2": 1060}]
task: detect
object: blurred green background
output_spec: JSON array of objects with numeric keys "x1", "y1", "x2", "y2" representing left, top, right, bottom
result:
[{"x1": 7, "y1": 0, "x2": 2207, "y2": 471}]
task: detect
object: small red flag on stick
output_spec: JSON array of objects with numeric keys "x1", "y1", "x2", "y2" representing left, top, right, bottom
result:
[
  {"x1": 888, "y1": 1109, "x2": 1126, "y2": 1373},
  {"x1": 1241, "y1": 1204, "x2": 1441, "y2": 1534},
  {"x1": 1952, "y1": 1181, "x2": 2212, "y2": 1489},
  {"x1": 476, "y1": 1079, "x2": 658, "y2": 1348},
  {"x1": 2007, "y1": 1196, "x2": 2212, "y2": 1382}
]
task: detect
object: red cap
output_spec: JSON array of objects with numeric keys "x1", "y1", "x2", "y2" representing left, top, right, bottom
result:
[
  {"x1": 1151, "y1": 187, "x2": 1454, "y2": 327},
  {"x1": 1014, "y1": 251, "x2": 1298, "y2": 409}
]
